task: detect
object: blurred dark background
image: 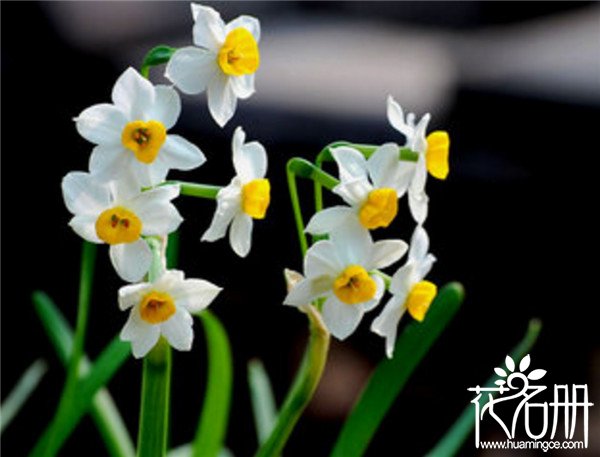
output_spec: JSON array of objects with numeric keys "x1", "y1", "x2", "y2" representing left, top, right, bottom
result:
[{"x1": 2, "y1": 2, "x2": 599, "y2": 456}]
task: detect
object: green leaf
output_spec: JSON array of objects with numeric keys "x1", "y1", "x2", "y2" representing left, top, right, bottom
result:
[
  {"x1": 168, "y1": 444, "x2": 234, "y2": 457},
  {"x1": 0, "y1": 359, "x2": 47, "y2": 434},
  {"x1": 330, "y1": 282, "x2": 465, "y2": 457},
  {"x1": 32, "y1": 291, "x2": 134, "y2": 457},
  {"x1": 141, "y1": 45, "x2": 176, "y2": 78},
  {"x1": 425, "y1": 319, "x2": 542, "y2": 457},
  {"x1": 192, "y1": 311, "x2": 233, "y2": 457},
  {"x1": 248, "y1": 359, "x2": 278, "y2": 445}
]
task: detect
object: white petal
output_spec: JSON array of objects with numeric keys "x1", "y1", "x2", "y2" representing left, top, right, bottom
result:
[
  {"x1": 331, "y1": 146, "x2": 368, "y2": 183},
  {"x1": 233, "y1": 139, "x2": 267, "y2": 182},
  {"x1": 416, "y1": 254, "x2": 436, "y2": 281},
  {"x1": 160, "y1": 308, "x2": 194, "y2": 352},
  {"x1": 69, "y1": 214, "x2": 101, "y2": 243},
  {"x1": 409, "y1": 225, "x2": 430, "y2": 263},
  {"x1": 329, "y1": 221, "x2": 372, "y2": 267},
  {"x1": 371, "y1": 295, "x2": 407, "y2": 359},
  {"x1": 170, "y1": 279, "x2": 222, "y2": 313},
  {"x1": 386, "y1": 96, "x2": 413, "y2": 138},
  {"x1": 148, "y1": 86, "x2": 181, "y2": 129},
  {"x1": 232, "y1": 126, "x2": 246, "y2": 155},
  {"x1": 109, "y1": 239, "x2": 152, "y2": 283},
  {"x1": 370, "y1": 239, "x2": 408, "y2": 270},
  {"x1": 368, "y1": 143, "x2": 414, "y2": 195},
  {"x1": 305, "y1": 206, "x2": 354, "y2": 235},
  {"x1": 332, "y1": 179, "x2": 371, "y2": 207},
  {"x1": 191, "y1": 4, "x2": 225, "y2": 48},
  {"x1": 153, "y1": 269, "x2": 185, "y2": 290},
  {"x1": 304, "y1": 240, "x2": 342, "y2": 278},
  {"x1": 62, "y1": 171, "x2": 110, "y2": 215},
  {"x1": 201, "y1": 183, "x2": 241, "y2": 242},
  {"x1": 75, "y1": 103, "x2": 126, "y2": 145},
  {"x1": 165, "y1": 47, "x2": 218, "y2": 95},
  {"x1": 207, "y1": 74, "x2": 237, "y2": 127},
  {"x1": 408, "y1": 186, "x2": 429, "y2": 225},
  {"x1": 89, "y1": 144, "x2": 128, "y2": 182},
  {"x1": 111, "y1": 67, "x2": 155, "y2": 119},
  {"x1": 128, "y1": 158, "x2": 168, "y2": 188},
  {"x1": 229, "y1": 213, "x2": 253, "y2": 257},
  {"x1": 118, "y1": 282, "x2": 150, "y2": 311},
  {"x1": 162, "y1": 135, "x2": 206, "y2": 171},
  {"x1": 129, "y1": 186, "x2": 182, "y2": 236},
  {"x1": 121, "y1": 308, "x2": 160, "y2": 359},
  {"x1": 321, "y1": 297, "x2": 363, "y2": 340},
  {"x1": 410, "y1": 113, "x2": 431, "y2": 153},
  {"x1": 230, "y1": 74, "x2": 255, "y2": 99},
  {"x1": 362, "y1": 275, "x2": 385, "y2": 312},
  {"x1": 390, "y1": 263, "x2": 415, "y2": 295},
  {"x1": 109, "y1": 169, "x2": 144, "y2": 202},
  {"x1": 226, "y1": 15, "x2": 261, "y2": 42},
  {"x1": 283, "y1": 277, "x2": 332, "y2": 307}
]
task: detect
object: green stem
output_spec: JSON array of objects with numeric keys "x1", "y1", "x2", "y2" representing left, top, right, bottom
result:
[
  {"x1": 255, "y1": 307, "x2": 330, "y2": 457},
  {"x1": 165, "y1": 181, "x2": 221, "y2": 200},
  {"x1": 36, "y1": 242, "x2": 96, "y2": 457}
]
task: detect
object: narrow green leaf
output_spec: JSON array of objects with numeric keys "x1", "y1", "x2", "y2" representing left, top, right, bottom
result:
[
  {"x1": 248, "y1": 359, "x2": 278, "y2": 445},
  {"x1": 141, "y1": 45, "x2": 176, "y2": 78},
  {"x1": 168, "y1": 444, "x2": 234, "y2": 457},
  {"x1": 330, "y1": 282, "x2": 465, "y2": 457},
  {"x1": 0, "y1": 359, "x2": 47, "y2": 434},
  {"x1": 192, "y1": 311, "x2": 233, "y2": 457},
  {"x1": 425, "y1": 319, "x2": 542, "y2": 457}
]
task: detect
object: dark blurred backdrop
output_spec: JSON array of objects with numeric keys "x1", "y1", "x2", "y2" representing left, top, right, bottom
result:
[{"x1": 2, "y1": 2, "x2": 600, "y2": 456}]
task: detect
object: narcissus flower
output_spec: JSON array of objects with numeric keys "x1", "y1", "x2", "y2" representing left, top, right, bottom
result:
[
  {"x1": 75, "y1": 67, "x2": 205, "y2": 187},
  {"x1": 306, "y1": 144, "x2": 414, "y2": 235},
  {"x1": 119, "y1": 269, "x2": 222, "y2": 358},
  {"x1": 165, "y1": 4, "x2": 260, "y2": 127},
  {"x1": 371, "y1": 225, "x2": 437, "y2": 358},
  {"x1": 62, "y1": 171, "x2": 182, "y2": 282},
  {"x1": 387, "y1": 96, "x2": 450, "y2": 223},
  {"x1": 284, "y1": 224, "x2": 408, "y2": 340},
  {"x1": 201, "y1": 127, "x2": 269, "y2": 257}
]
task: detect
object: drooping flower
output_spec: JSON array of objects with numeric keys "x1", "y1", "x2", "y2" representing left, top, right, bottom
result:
[
  {"x1": 284, "y1": 223, "x2": 408, "y2": 340},
  {"x1": 75, "y1": 67, "x2": 206, "y2": 187},
  {"x1": 62, "y1": 171, "x2": 182, "y2": 282},
  {"x1": 165, "y1": 3, "x2": 260, "y2": 127},
  {"x1": 371, "y1": 225, "x2": 437, "y2": 358},
  {"x1": 306, "y1": 143, "x2": 414, "y2": 235},
  {"x1": 387, "y1": 96, "x2": 450, "y2": 223},
  {"x1": 119, "y1": 269, "x2": 222, "y2": 358},
  {"x1": 201, "y1": 127, "x2": 269, "y2": 257}
]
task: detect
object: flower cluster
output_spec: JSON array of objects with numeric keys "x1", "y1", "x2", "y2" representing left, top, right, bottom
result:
[
  {"x1": 285, "y1": 96, "x2": 450, "y2": 358},
  {"x1": 61, "y1": 4, "x2": 268, "y2": 358}
]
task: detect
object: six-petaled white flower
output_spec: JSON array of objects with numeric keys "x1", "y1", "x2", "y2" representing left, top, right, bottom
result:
[
  {"x1": 119, "y1": 269, "x2": 222, "y2": 358},
  {"x1": 201, "y1": 127, "x2": 269, "y2": 257},
  {"x1": 75, "y1": 67, "x2": 206, "y2": 187},
  {"x1": 166, "y1": 4, "x2": 260, "y2": 127},
  {"x1": 306, "y1": 144, "x2": 414, "y2": 235},
  {"x1": 62, "y1": 171, "x2": 183, "y2": 282},
  {"x1": 284, "y1": 223, "x2": 407, "y2": 340},
  {"x1": 387, "y1": 96, "x2": 450, "y2": 224},
  {"x1": 371, "y1": 225, "x2": 437, "y2": 358}
]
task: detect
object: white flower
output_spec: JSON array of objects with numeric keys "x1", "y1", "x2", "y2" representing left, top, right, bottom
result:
[
  {"x1": 62, "y1": 171, "x2": 182, "y2": 282},
  {"x1": 119, "y1": 269, "x2": 222, "y2": 358},
  {"x1": 284, "y1": 223, "x2": 408, "y2": 340},
  {"x1": 201, "y1": 127, "x2": 269, "y2": 257},
  {"x1": 387, "y1": 96, "x2": 450, "y2": 224},
  {"x1": 165, "y1": 3, "x2": 260, "y2": 127},
  {"x1": 75, "y1": 67, "x2": 206, "y2": 187},
  {"x1": 371, "y1": 225, "x2": 437, "y2": 358},
  {"x1": 306, "y1": 144, "x2": 414, "y2": 235}
]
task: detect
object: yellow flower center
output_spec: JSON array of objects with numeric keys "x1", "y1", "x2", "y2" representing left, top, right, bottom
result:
[
  {"x1": 333, "y1": 265, "x2": 377, "y2": 305},
  {"x1": 406, "y1": 280, "x2": 437, "y2": 322},
  {"x1": 218, "y1": 27, "x2": 260, "y2": 76},
  {"x1": 139, "y1": 291, "x2": 176, "y2": 324},
  {"x1": 359, "y1": 188, "x2": 398, "y2": 229},
  {"x1": 121, "y1": 120, "x2": 167, "y2": 164},
  {"x1": 95, "y1": 206, "x2": 142, "y2": 245},
  {"x1": 425, "y1": 130, "x2": 450, "y2": 180},
  {"x1": 241, "y1": 179, "x2": 270, "y2": 219}
]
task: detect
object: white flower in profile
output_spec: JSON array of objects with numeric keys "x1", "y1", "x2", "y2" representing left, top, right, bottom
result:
[
  {"x1": 119, "y1": 269, "x2": 222, "y2": 358},
  {"x1": 165, "y1": 4, "x2": 260, "y2": 127},
  {"x1": 201, "y1": 127, "x2": 269, "y2": 257},
  {"x1": 75, "y1": 67, "x2": 205, "y2": 187},
  {"x1": 62, "y1": 171, "x2": 182, "y2": 282},
  {"x1": 306, "y1": 144, "x2": 414, "y2": 236},
  {"x1": 387, "y1": 96, "x2": 450, "y2": 223},
  {"x1": 371, "y1": 225, "x2": 437, "y2": 358},
  {"x1": 284, "y1": 223, "x2": 408, "y2": 340}
]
